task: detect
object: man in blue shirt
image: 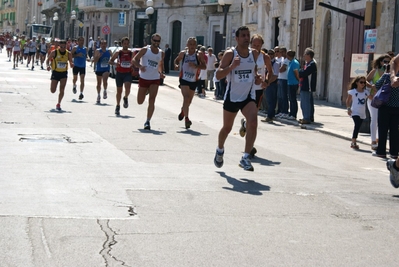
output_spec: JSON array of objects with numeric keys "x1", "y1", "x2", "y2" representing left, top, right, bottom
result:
[
  {"x1": 71, "y1": 36, "x2": 89, "y2": 100},
  {"x1": 286, "y1": 50, "x2": 300, "y2": 120}
]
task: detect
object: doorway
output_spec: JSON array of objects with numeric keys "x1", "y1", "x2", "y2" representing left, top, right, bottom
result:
[{"x1": 171, "y1": 21, "x2": 181, "y2": 70}]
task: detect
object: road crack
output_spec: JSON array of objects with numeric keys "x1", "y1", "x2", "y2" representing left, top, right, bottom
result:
[{"x1": 97, "y1": 219, "x2": 131, "y2": 267}]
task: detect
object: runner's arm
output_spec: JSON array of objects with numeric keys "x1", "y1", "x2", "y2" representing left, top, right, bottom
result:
[
  {"x1": 216, "y1": 49, "x2": 234, "y2": 80},
  {"x1": 132, "y1": 48, "x2": 147, "y2": 68},
  {"x1": 173, "y1": 51, "x2": 185, "y2": 70},
  {"x1": 108, "y1": 51, "x2": 119, "y2": 65}
]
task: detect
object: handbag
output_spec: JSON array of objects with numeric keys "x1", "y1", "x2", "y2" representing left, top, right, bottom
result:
[{"x1": 371, "y1": 82, "x2": 392, "y2": 108}]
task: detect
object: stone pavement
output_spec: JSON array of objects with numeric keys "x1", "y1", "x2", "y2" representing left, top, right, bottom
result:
[{"x1": 163, "y1": 71, "x2": 373, "y2": 149}]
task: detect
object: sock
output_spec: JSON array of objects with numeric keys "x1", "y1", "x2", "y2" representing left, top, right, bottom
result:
[
  {"x1": 216, "y1": 147, "x2": 224, "y2": 153},
  {"x1": 146, "y1": 118, "x2": 151, "y2": 122},
  {"x1": 243, "y1": 121, "x2": 246, "y2": 128},
  {"x1": 243, "y1": 153, "x2": 250, "y2": 159},
  {"x1": 393, "y1": 162, "x2": 399, "y2": 171},
  {"x1": 185, "y1": 117, "x2": 189, "y2": 121}
]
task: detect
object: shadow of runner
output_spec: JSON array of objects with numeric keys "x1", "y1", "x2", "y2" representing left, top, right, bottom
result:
[
  {"x1": 251, "y1": 156, "x2": 281, "y2": 166},
  {"x1": 217, "y1": 171, "x2": 270, "y2": 195}
]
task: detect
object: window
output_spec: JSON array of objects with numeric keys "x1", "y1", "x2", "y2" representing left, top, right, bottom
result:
[{"x1": 303, "y1": 0, "x2": 314, "y2": 11}]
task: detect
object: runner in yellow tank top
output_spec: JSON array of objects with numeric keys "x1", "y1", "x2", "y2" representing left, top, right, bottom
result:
[{"x1": 46, "y1": 40, "x2": 74, "y2": 111}]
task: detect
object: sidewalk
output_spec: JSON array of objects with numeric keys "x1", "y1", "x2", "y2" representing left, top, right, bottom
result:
[{"x1": 162, "y1": 71, "x2": 372, "y2": 147}]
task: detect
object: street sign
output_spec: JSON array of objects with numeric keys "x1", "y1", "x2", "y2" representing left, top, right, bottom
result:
[
  {"x1": 350, "y1": 54, "x2": 369, "y2": 78},
  {"x1": 79, "y1": 22, "x2": 83, "y2": 28},
  {"x1": 101, "y1": 25, "x2": 111, "y2": 35},
  {"x1": 118, "y1": 12, "x2": 126, "y2": 27},
  {"x1": 364, "y1": 29, "x2": 377, "y2": 54}
]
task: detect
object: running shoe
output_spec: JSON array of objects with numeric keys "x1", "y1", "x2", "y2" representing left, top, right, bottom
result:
[
  {"x1": 96, "y1": 95, "x2": 101, "y2": 104},
  {"x1": 103, "y1": 90, "x2": 107, "y2": 99},
  {"x1": 387, "y1": 159, "x2": 399, "y2": 188},
  {"x1": 31, "y1": 66, "x2": 34, "y2": 71},
  {"x1": 214, "y1": 149, "x2": 224, "y2": 168},
  {"x1": 185, "y1": 119, "x2": 192, "y2": 129},
  {"x1": 123, "y1": 96, "x2": 129, "y2": 108},
  {"x1": 79, "y1": 93, "x2": 84, "y2": 100},
  {"x1": 239, "y1": 156, "x2": 254, "y2": 171},
  {"x1": 56, "y1": 103, "x2": 61, "y2": 111},
  {"x1": 261, "y1": 117, "x2": 273, "y2": 123},
  {"x1": 115, "y1": 105, "x2": 120, "y2": 116},
  {"x1": 239, "y1": 118, "x2": 246, "y2": 137},
  {"x1": 41, "y1": 65, "x2": 44, "y2": 70},
  {"x1": 72, "y1": 85, "x2": 77, "y2": 94},
  {"x1": 144, "y1": 121, "x2": 151, "y2": 130},
  {"x1": 249, "y1": 147, "x2": 257, "y2": 158},
  {"x1": 178, "y1": 108, "x2": 184, "y2": 121}
]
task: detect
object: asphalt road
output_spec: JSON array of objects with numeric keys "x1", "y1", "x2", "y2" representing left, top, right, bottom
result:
[{"x1": 0, "y1": 51, "x2": 398, "y2": 267}]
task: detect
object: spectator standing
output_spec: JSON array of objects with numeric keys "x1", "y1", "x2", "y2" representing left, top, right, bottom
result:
[
  {"x1": 298, "y1": 48, "x2": 317, "y2": 124},
  {"x1": 164, "y1": 44, "x2": 171, "y2": 74},
  {"x1": 261, "y1": 49, "x2": 279, "y2": 123},
  {"x1": 366, "y1": 54, "x2": 392, "y2": 150},
  {"x1": 373, "y1": 57, "x2": 399, "y2": 159},
  {"x1": 286, "y1": 50, "x2": 300, "y2": 120},
  {"x1": 276, "y1": 46, "x2": 290, "y2": 118},
  {"x1": 206, "y1": 47, "x2": 217, "y2": 90},
  {"x1": 346, "y1": 76, "x2": 369, "y2": 149},
  {"x1": 88, "y1": 37, "x2": 94, "y2": 66}
]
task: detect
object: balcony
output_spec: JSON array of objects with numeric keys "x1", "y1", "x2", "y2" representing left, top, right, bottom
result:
[
  {"x1": 77, "y1": 0, "x2": 131, "y2": 11},
  {"x1": 200, "y1": 0, "x2": 219, "y2": 5}
]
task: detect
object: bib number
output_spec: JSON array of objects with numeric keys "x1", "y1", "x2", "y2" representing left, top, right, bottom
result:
[
  {"x1": 184, "y1": 71, "x2": 195, "y2": 80},
  {"x1": 234, "y1": 70, "x2": 253, "y2": 83},
  {"x1": 57, "y1": 62, "x2": 66, "y2": 69},
  {"x1": 121, "y1": 61, "x2": 131, "y2": 68}
]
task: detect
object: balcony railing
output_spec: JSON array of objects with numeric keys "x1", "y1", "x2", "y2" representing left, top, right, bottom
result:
[{"x1": 77, "y1": 0, "x2": 130, "y2": 10}]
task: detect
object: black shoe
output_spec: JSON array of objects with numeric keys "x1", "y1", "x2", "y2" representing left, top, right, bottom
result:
[
  {"x1": 144, "y1": 121, "x2": 151, "y2": 130},
  {"x1": 249, "y1": 147, "x2": 257, "y2": 158},
  {"x1": 79, "y1": 93, "x2": 84, "y2": 100},
  {"x1": 185, "y1": 119, "x2": 192, "y2": 129},
  {"x1": 123, "y1": 97, "x2": 129, "y2": 108},
  {"x1": 178, "y1": 108, "x2": 184, "y2": 121},
  {"x1": 115, "y1": 105, "x2": 120, "y2": 116},
  {"x1": 72, "y1": 85, "x2": 77, "y2": 94}
]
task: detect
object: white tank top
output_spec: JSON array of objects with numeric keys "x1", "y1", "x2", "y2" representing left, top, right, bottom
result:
[
  {"x1": 139, "y1": 45, "x2": 163, "y2": 80},
  {"x1": 253, "y1": 52, "x2": 265, "y2": 90},
  {"x1": 13, "y1": 40, "x2": 21, "y2": 52},
  {"x1": 225, "y1": 48, "x2": 256, "y2": 102},
  {"x1": 29, "y1": 42, "x2": 36, "y2": 52},
  {"x1": 40, "y1": 43, "x2": 47, "y2": 53},
  {"x1": 180, "y1": 51, "x2": 198, "y2": 82}
]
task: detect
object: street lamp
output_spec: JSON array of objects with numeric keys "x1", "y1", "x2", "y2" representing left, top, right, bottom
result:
[
  {"x1": 32, "y1": 16, "x2": 36, "y2": 24},
  {"x1": 53, "y1": 12, "x2": 58, "y2": 38},
  {"x1": 71, "y1": 10, "x2": 76, "y2": 39},
  {"x1": 42, "y1": 14, "x2": 46, "y2": 25},
  {"x1": 218, "y1": 0, "x2": 232, "y2": 49},
  {"x1": 145, "y1": 0, "x2": 154, "y2": 45}
]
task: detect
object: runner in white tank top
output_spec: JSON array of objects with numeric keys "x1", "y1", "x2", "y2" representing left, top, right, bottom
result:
[
  {"x1": 214, "y1": 26, "x2": 263, "y2": 172},
  {"x1": 174, "y1": 37, "x2": 207, "y2": 129},
  {"x1": 12, "y1": 38, "x2": 21, "y2": 69},
  {"x1": 133, "y1": 33, "x2": 165, "y2": 130}
]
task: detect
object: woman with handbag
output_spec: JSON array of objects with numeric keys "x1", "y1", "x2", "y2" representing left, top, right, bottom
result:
[
  {"x1": 366, "y1": 54, "x2": 392, "y2": 150},
  {"x1": 373, "y1": 57, "x2": 399, "y2": 159}
]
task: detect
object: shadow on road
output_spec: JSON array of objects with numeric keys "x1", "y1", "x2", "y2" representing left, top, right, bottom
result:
[
  {"x1": 176, "y1": 129, "x2": 209, "y2": 136},
  {"x1": 46, "y1": 109, "x2": 72, "y2": 113},
  {"x1": 217, "y1": 171, "x2": 270, "y2": 195},
  {"x1": 137, "y1": 129, "x2": 166, "y2": 135},
  {"x1": 251, "y1": 156, "x2": 281, "y2": 166}
]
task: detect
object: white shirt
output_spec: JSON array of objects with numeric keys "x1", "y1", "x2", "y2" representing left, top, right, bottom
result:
[
  {"x1": 206, "y1": 53, "x2": 217, "y2": 71},
  {"x1": 225, "y1": 48, "x2": 256, "y2": 102},
  {"x1": 348, "y1": 88, "x2": 370, "y2": 119},
  {"x1": 277, "y1": 57, "x2": 290, "y2": 80},
  {"x1": 139, "y1": 45, "x2": 163, "y2": 80}
]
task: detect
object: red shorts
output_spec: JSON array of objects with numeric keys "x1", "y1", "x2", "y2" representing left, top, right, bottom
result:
[
  {"x1": 139, "y1": 77, "x2": 160, "y2": 88},
  {"x1": 13, "y1": 50, "x2": 20, "y2": 55}
]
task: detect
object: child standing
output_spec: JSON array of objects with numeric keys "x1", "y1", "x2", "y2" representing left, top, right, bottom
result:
[{"x1": 346, "y1": 76, "x2": 369, "y2": 149}]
